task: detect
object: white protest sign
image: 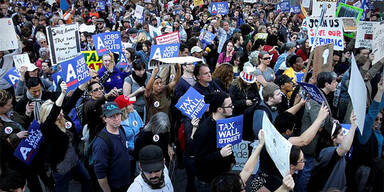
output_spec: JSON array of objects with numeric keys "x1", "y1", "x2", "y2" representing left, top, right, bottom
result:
[
  {"x1": 303, "y1": 17, "x2": 344, "y2": 51},
  {"x1": 302, "y1": 0, "x2": 310, "y2": 8},
  {"x1": 262, "y1": 113, "x2": 292, "y2": 177},
  {"x1": 355, "y1": 21, "x2": 377, "y2": 49},
  {"x1": 154, "y1": 31, "x2": 180, "y2": 45},
  {"x1": 232, "y1": 140, "x2": 251, "y2": 171},
  {"x1": 134, "y1": 5, "x2": 144, "y2": 19},
  {"x1": 13, "y1": 54, "x2": 30, "y2": 70},
  {"x1": 243, "y1": 0, "x2": 257, "y2": 3},
  {"x1": 149, "y1": 24, "x2": 162, "y2": 39},
  {"x1": 372, "y1": 21, "x2": 384, "y2": 65},
  {"x1": 0, "y1": 18, "x2": 19, "y2": 51},
  {"x1": 79, "y1": 24, "x2": 96, "y2": 33},
  {"x1": 46, "y1": 23, "x2": 81, "y2": 65},
  {"x1": 312, "y1": 0, "x2": 337, "y2": 17},
  {"x1": 348, "y1": 54, "x2": 366, "y2": 134}
]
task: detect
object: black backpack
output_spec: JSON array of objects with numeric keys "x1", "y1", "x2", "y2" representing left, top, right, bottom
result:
[{"x1": 242, "y1": 101, "x2": 273, "y2": 141}]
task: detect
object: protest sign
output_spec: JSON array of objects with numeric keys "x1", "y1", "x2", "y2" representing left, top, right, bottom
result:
[
  {"x1": 217, "y1": 115, "x2": 243, "y2": 148},
  {"x1": 79, "y1": 24, "x2": 96, "y2": 33},
  {"x1": 175, "y1": 87, "x2": 209, "y2": 120},
  {"x1": 372, "y1": 21, "x2": 384, "y2": 65},
  {"x1": 13, "y1": 54, "x2": 31, "y2": 70},
  {"x1": 149, "y1": 25, "x2": 162, "y2": 39},
  {"x1": 276, "y1": 1, "x2": 290, "y2": 13},
  {"x1": 92, "y1": 31, "x2": 122, "y2": 56},
  {"x1": 51, "y1": 71, "x2": 62, "y2": 91},
  {"x1": 302, "y1": 0, "x2": 310, "y2": 8},
  {"x1": 262, "y1": 113, "x2": 292, "y2": 177},
  {"x1": 0, "y1": 18, "x2": 19, "y2": 51},
  {"x1": 13, "y1": 121, "x2": 43, "y2": 165},
  {"x1": 342, "y1": 17, "x2": 357, "y2": 32},
  {"x1": 312, "y1": 44, "x2": 334, "y2": 80},
  {"x1": 232, "y1": 140, "x2": 251, "y2": 171},
  {"x1": 194, "y1": 0, "x2": 204, "y2": 6},
  {"x1": 135, "y1": 5, "x2": 144, "y2": 19},
  {"x1": 46, "y1": 23, "x2": 81, "y2": 65},
  {"x1": 210, "y1": 2, "x2": 229, "y2": 15},
  {"x1": 82, "y1": 51, "x2": 103, "y2": 72},
  {"x1": 96, "y1": 1, "x2": 106, "y2": 11},
  {"x1": 154, "y1": 31, "x2": 180, "y2": 45},
  {"x1": 117, "y1": 52, "x2": 130, "y2": 70},
  {"x1": 149, "y1": 43, "x2": 180, "y2": 62},
  {"x1": 336, "y1": 3, "x2": 363, "y2": 22},
  {"x1": 341, "y1": 124, "x2": 351, "y2": 135},
  {"x1": 199, "y1": 29, "x2": 216, "y2": 48},
  {"x1": 244, "y1": 0, "x2": 257, "y2": 2},
  {"x1": 312, "y1": 0, "x2": 337, "y2": 17},
  {"x1": 255, "y1": 33, "x2": 268, "y2": 40},
  {"x1": 298, "y1": 82, "x2": 326, "y2": 104},
  {"x1": 355, "y1": 21, "x2": 377, "y2": 49},
  {"x1": 304, "y1": 17, "x2": 344, "y2": 51},
  {"x1": 3, "y1": 67, "x2": 20, "y2": 87},
  {"x1": 348, "y1": 54, "x2": 366, "y2": 134},
  {"x1": 60, "y1": 54, "x2": 90, "y2": 92},
  {"x1": 290, "y1": 5, "x2": 301, "y2": 14}
]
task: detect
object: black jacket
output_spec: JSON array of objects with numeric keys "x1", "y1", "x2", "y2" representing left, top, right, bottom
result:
[
  {"x1": 15, "y1": 91, "x2": 59, "y2": 116},
  {"x1": 229, "y1": 80, "x2": 260, "y2": 116}
]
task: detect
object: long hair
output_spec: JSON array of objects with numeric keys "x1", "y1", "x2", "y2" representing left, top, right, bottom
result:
[
  {"x1": 212, "y1": 63, "x2": 234, "y2": 91},
  {"x1": 39, "y1": 100, "x2": 54, "y2": 124},
  {"x1": 315, "y1": 123, "x2": 342, "y2": 159},
  {"x1": 143, "y1": 112, "x2": 170, "y2": 134},
  {"x1": 211, "y1": 172, "x2": 244, "y2": 192}
]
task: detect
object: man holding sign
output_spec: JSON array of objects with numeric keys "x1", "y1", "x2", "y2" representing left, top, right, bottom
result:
[{"x1": 191, "y1": 92, "x2": 235, "y2": 191}]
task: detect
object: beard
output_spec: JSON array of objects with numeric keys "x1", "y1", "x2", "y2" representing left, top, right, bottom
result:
[{"x1": 141, "y1": 171, "x2": 165, "y2": 189}]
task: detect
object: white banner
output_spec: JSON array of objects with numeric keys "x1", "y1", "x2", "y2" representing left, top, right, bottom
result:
[
  {"x1": 262, "y1": 113, "x2": 292, "y2": 177},
  {"x1": 0, "y1": 18, "x2": 19, "y2": 51},
  {"x1": 348, "y1": 54, "x2": 366, "y2": 134},
  {"x1": 154, "y1": 31, "x2": 180, "y2": 45},
  {"x1": 355, "y1": 21, "x2": 378, "y2": 49},
  {"x1": 312, "y1": 0, "x2": 337, "y2": 17},
  {"x1": 372, "y1": 21, "x2": 384, "y2": 65},
  {"x1": 134, "y1": 5, "x2": 144, "y2": 19},
  {"x1": 46, "y1": 23, "x2": 81, "y2": 65},
  {"x1": 13, "y1": 54, "x2": 30, "y2": 70}
]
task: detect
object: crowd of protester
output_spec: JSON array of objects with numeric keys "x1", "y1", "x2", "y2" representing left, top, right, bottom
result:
[{"x1": 0, "y1": 0, "x2": 384, "y2": 191}]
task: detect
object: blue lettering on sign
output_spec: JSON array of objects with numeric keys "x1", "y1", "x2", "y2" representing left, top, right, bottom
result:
[
  {"x1": 149, "y1": 43, "x2": 180, "y2": 61},
  {"x1": 298, "y1": 82, "x2": 325, "y2": 104},
  {"x1": 216, "y1": 115, "x2": 243, "y2": 148},
  {"x1": 176, "y1": 87, "x2": 209, "y2": 120},
  {"x1": 276, "y1": 1, "x2": 290, "y2": 13},
  {"x1": 96, "y1": 1, "x2": 106, "y2": 11},
  {"x1": 60, "y1": 54, "x2": 90, "y2": 92},
  {"x1": 13, "y1": 120, "x2": 43, "y2": 165},
  {"x1": 3, "y1": 67, "x2": 20, "y2": 87},
  {"x1": 310, "y1": 37, "x2": 343, "y2": 49}
]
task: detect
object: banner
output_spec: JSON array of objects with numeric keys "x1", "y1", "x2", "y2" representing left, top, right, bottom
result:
[
  {"x1": 60, "y1": 54, "x2": 90, "y2": 92},
  {"x1": 312, "y1": 44, "x2": 334, "y2": 81},
  {"x1": 302, "y1": 0, "x2": 310, "y2": 8},
  {"x1": 355, "y1": 21, "x2": 377, "y2": 49},
  {"x1": 276, "y1": 1, "x2": 290, "y2": 13},
  {"x1": 312, "y1": 0, "x2": 337, "y2": 17},
  {"x1": 149, "y1": 43, "x2": 180, "y2": 61},
  {"x1": 232, "y1": 140, "x2": 251, "y2": 171},
  {"x1": 336, "y1": 3, "x2": 363, "y2": 21},
  {"x1": 13, "y1": 54, "x2": 31, "y2": 70},
  {"x1": 82, "y1": 51, "x2": 103, "y2": 72},
  {"x1": 175, "y1": 87, "x2": 209, "y2": 120},
  {"x1": 46, "y1": 23, "x2": 81, "y2": 65},
  {"x1": 3, "y1": 67, "x2": 20, "y2": 87},
  {"x1": 348, "y1": 54, "x2": 366, "y2": 134},
  {"x1": 210, "y1": 2, "x2": 229, "y2": 15},
  {"x1": 217, "y1": 115, "x2": 243, "y2": 148},
  {"x1": 96, "y1": 0, "x2": 106, "y2": 11},
  {"x1": 13, "y1": 121, "x2": 43, "y2": 165},
  {"x1": 262, "y1": 113, "x2": 292, "y2": 177},
  {"x1": 199, "y1": 29, "x2": 216, "y2": 48},
  {"x1": 92, "y1": 31, "x2": 122, "y2": 56},
  {"x1": 303, "y1": 17, "x2": 344, "y2": 50},
  {"x1": 372, "y1": 21, "x2": 384, "y2": 65},
  {"x1": 154, "y1": 31, "x2": 180, "y2": 45},
  {"x1": 297, "y1": 82, "x2": 326, "y2": 104},
  {"x1": 60, "y1": 0, "x2": 71, "y2": 11},
  {"x1": 0, "y1": 18, "x2": 19, "y2": 51}
]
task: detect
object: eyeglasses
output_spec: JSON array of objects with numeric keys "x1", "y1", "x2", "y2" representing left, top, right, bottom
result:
[
  {"x1": 262, "y1": 57, "x2": 271, "y2": 60},
  {"x1": 92, "y1": 76, "x2": 100, "y2": 79},
  {"x1": 376, "y1": 117, "x2": 383, "y2": 121},
  {"x1": 297, "y1": 159, "x2": 306, "y2": 163},
  {"x1": 222, "y1": 104, "x2": 234, "y2": 109},
  {"x1": 92, "y1": 87, "x2": 102, "y2": 92}
]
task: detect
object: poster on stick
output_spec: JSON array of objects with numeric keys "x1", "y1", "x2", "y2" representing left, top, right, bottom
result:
[
  {"x1": 372, "y1": 21, "x2": 384, "y2": 65},
  {"x1": 312, "y1": 0, "x2": 337, "y2": 17},
  {"x1": 154, "y1": 31, "x2": 180, "y2": 45},
  {"x1": 355, "y1": 21, "x2": 377, "y2": 49},
  {"x1": 0, "y1": 18, "x2": 19, "y2": 51}
]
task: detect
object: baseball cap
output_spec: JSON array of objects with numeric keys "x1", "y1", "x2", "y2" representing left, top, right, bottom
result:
[
  {"x1": 139, "y1": 145, "x2": 164, "y2": 172},
  {"x1": 191, "y1": 46, "x2": 203, "y2": 54},
  {"x1": 128, "y1": 28, "x2": 138, "y2": 34},
  {"x1": 114, "y1": 95, "x2": 136, "y2": 109},
  {"x1": 102, "y1": 102, "x2": 122, "y2": 117},
  {"x1": 26, "y1": 64, "x2": 38, "y2": 72},
  {"x1": 274, "y1": 74, "x2": 293, "y2": 87}
]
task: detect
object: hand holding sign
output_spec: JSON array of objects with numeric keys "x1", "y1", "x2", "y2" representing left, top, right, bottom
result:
[
  {"x1": 350, "y1": 110, "x2": 357, "y2": 127},
  {"x1": 316, "y1": 103, "x2": 329, "y2": 121},
  {"x1": 220, "y1": 144, "x2": 233, "y2": 157},
  {"x1": 258, "y1": 129, "x2": 265, "y2": 146},
  {"x1": 16, "y1": 131, "x2": 29, "y2": 139},
  {"x1": 60, "y1": 81, "x2": 68, "y2": 94}
]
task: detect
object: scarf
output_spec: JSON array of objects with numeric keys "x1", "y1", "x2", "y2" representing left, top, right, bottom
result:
[
  {"x1": 132, "y1": 72, "x2": 147, "y2": 87},
  {"x1": 26, "y1": 90, "x2": 42, "y2": 121}
]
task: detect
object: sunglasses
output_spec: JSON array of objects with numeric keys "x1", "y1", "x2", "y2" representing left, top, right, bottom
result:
[
  {"x1": 92, "y1": 76, "x2": 100, "y2": 79},
  {"x1": 92, "y1": 87, "x2": 102, "y2": 92},
  {"x1": 262, "y1": 57, "x2": 271, "y2": 60}
]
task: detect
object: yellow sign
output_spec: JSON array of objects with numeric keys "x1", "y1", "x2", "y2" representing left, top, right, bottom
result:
[
  {"x1": 194, "y1": 0, "x2": 203, "y2": 7},
  {"x1": 82, "y1": 51, "x2": 103, "y2": 72}
]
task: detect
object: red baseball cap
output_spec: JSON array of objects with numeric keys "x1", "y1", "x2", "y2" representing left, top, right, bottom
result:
[{"x1": 114, "y1": 95, "x2": 136, "y2": 109}]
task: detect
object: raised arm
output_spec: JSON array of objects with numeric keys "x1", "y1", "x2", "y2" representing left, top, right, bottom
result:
[
  {"x1": 286, "y1": 97, "x2": 306, "y2": 115},
  {"x1": 168, "y1": 64, "x2": 181, "y2": 90},
  {"x1": 144, "y1": 65, "x2": 159, "y2": 98},
  {"x1": 240, "y1": 130, "x2": 265, "y2": 183},
  {"x1": 336, "y1": 111, "x2": 357, "y2": 156}
]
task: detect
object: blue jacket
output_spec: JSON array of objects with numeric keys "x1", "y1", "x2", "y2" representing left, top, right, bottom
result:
[
  {"x1": 121, "y1": 110, "x2": 144, "y2": 151},
  {"x1": 98, "y1": 66, "x2": 130, "y2": 93}
]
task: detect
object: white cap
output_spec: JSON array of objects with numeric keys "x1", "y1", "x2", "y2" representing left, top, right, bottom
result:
[
  {"x1": 191, "y1": 46, "x2": 203, "y2": 54},
  {"x1": 26, "y1": 64, "x2": 38, "y2": 72}
]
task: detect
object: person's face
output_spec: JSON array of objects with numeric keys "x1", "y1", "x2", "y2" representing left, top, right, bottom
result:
[
  {"x1": 143, "y1": 25, "x2": 149, "y2": 32},
  {"x1": 360, "y1": 49, "x2": 369, "y2": 58},
  {"x1": 183, "y1": 63, "x2": 194, "y2": 73},
  {"x1": 134, "y1": 67, "x2": 145, "y2": 77},
  {"x1": 90, "y1": 83, "x2": 103, "y2": 99},
  {"x1": 104, "y1": 113, "x2": 122, "y2": 128},
  {"x1": 282, "y1": 17, "x2": 288, "y2": 25},
  {"x1": 260, "y1": 54, "x2": 271, "y2": 65},
  {"x1": 223, "y1": 22, "x2": 230, "y2": 31},
  {"x1": 207, "y1": 25, "x2": 214, "y2": 33},
  {"x1": 373, "y1": 112, "x2": 383, "y2": 130},
  {"x1": 198, "y1": 66, "x2": 212, "y2": 83},
  {"x1": 29, "y1": 69, "x2": 39, "y2": 77},
  {"x1": 305, "y1": 39, "x2": 310, "y2": 48},
  {"x1": 42, "y1": 63, "x2": 49, "y2": 72},
  {"x1": 102, "y1": 55, "x2": 113, "y2": 69},
  {"x1": 295, "y1": 57, "x2": 304, "y2": 71},
  {"x1": 0, "y1": 99, "x2": 12, "y2": 115},
  {"x1": 294, "y1": 151, "x2": 305, "y2": 171},
  {"x1": 58, "y1": 20, "x2": 64, "y2": 25},
  {"x1": 181, "y1": 48, "x2": 189, "y2": 56},
  {"x1": 153, "y1": 78, "x2": 163, "y2": 93},
  {"x1": 333, "y1": 55, "x2": 340, "y2": 65},
  {"x1": 142, "y1": 168, "x2": 163, "y2": 185},
  {"x1": 173, "y1": 22, "x2": 180, "y2": 29},
  {"x1": 226, "y1": 42, "x2": 234, "y2": 52},
  {"x1": 193, "y1": 51, "x2": 202, "y2": 58},
  {"x1": 87, "y1": 36, "x2": 93, "y2": 44},
  {"x1": 28, "y1": 84, "x2": 42, "y2": 98},
  {"x1": 327, "y1": 79, "x2": 338, "y2": 92},
  {"x1": 234, "y1": 57, "x2": 241, "y2": 66},
  {"x1": 272, "y1": 89, "x2": 282, "y2": 104},
  {"x1": 220, "y1": 97, "x2": 233, "y2": 117},
  {"x1": 282, "y1": 82, "x2": 294, "y2": 92},
  {"x1": 247, "y1": 16, "x2": 254, "y2": 24},
  {"x1": 333, "y1": 129, "x2": 344, "y2": 145},
  {"x1": 203, "y1": 15, "x2": 208, "y2": 21}
]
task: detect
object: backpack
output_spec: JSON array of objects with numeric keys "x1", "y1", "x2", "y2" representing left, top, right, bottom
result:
[{"x1": 242, "y1": 101, "x2": 273, "y2": 141}]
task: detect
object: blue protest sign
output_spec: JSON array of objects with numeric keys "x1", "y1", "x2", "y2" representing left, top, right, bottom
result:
[
  {"x1": 175, "y1": 87, "x2": 209, "y2": 120},
  {"x1": 60, "y1": 54, "x2": 90, "y2": 92},
  {"x1": 96, "y1": 1, "x2": 106, "y2": 11},
  {"x1": 341, "y1": 124, "x2": 351, "y2": 135},
  {"x1": 106, "y1": 0, "x2": 112, "y2": 6},
  {"x1": 3, "y1": 67, "x2": 20, "y2": 87},
  {"x1": 13, "y1": 120, "x2": 43, "y2": 165},
  {"x1": 216, "y1": 115, "x2": 243, "y2": 148},
  {"x1": 200, "y1": 29, "x2": 216, "y2": 48},
  {"x1": 210, "y1": 2, "x2": 229, "y2": 15},
  {"x1": 290, "y1": 5, "x2": 301, "y2": 14},
  {"x1": 51, "y1": 71, "x2": 62, "y2": 91},
  {"x1": 92, "y1": 31, "x2": 122, "y2": 56},
  {"x1": 297, "y1": 82, "x2": 325, "y2": 104},
  {"x1": 117, "y1": 52, "x2": 130, "y2": 70},
  {"x1": 276, "y1": 1, "x2": 290, "y2": 13},
  {"x1": 149, "y1": 43, "x2": 180, "y2": 61}
]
